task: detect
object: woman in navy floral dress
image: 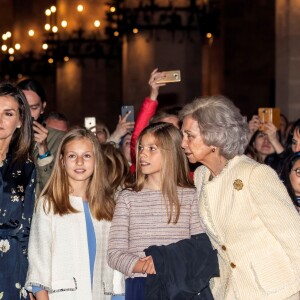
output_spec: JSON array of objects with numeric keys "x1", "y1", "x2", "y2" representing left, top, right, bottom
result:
[{"x1": 0, "y1": 83, "x2": 35, "y2": 299}]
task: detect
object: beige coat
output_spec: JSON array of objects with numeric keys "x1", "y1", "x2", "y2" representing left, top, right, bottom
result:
[
  {"x1": 25, "y1": 195, "x2": 124, "y2": 300},
  {"x1": 194, "y1": 155, "x2": 300, "y2": 300}
]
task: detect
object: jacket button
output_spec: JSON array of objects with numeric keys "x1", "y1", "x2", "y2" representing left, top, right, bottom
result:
[
  {"x1": 221, "y1": 245, "x2": 226, "y2": 251},
  {"x1": 230, "y1": 262, "x2": 236, "y2": 268}
]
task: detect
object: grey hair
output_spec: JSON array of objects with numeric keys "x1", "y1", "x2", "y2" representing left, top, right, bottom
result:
[{"x1": 179, "y1": 95, "x2": 249, "y2": 159}]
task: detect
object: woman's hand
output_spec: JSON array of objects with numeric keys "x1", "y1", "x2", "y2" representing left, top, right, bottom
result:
[
  {"x1": 263, "y1": 122, "x2": 284, "y2": 154},
  {"x1": 33, "y1": 121, "x2": 49, "y2": 155},
  {"x1": 248, "y1": 115, "x2": 260, "y2": 140},
  {"x1": 110, "y1": 112, "x2": 135, "y2": 143},
  {"x1": 35, "y1": 290, "x2": 49, "y2": 300},
  {"x1": 148, "y1": 68, "x2": 167, "y2": 101},
  {"x1": 140, "y1": 256, "x2": 156, "y2": 274}
]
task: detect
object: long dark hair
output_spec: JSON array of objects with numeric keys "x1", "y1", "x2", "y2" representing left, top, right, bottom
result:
[{"x1": 0, "y1": 83, "x2": 32, "y2": 164}]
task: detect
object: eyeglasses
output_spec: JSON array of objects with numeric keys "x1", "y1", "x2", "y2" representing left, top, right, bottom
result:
[{"x1": 292, "y1": 168, "x2": 300, "y2": 177}]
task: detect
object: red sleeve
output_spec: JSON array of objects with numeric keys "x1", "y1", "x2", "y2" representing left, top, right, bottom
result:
[{"x1": 130, "y1": 97, "x2": 159, "y2": 164}]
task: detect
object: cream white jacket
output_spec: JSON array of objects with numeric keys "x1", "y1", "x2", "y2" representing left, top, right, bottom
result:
[
  {"x1": 195, "y1": 155, "x2": 300, "y2": 300},
  {"x1": 25, "y1": 195, "x2": 124, "y2": 300}
]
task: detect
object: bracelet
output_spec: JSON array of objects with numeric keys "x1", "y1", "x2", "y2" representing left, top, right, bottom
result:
[{"x1": 38, "y1": 150, "x2": 51, "y2": 159}]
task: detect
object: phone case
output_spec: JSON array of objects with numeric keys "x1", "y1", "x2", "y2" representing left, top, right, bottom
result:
[
  {"x1": 121, "y1": 106, "x2": 134, "y2": 122},
  {"x1": 156, "y1": 70, "x2": 181, "y2": 84},
  {"x1": 258, "y1": 108, "x2": 280, "y2": 130}
]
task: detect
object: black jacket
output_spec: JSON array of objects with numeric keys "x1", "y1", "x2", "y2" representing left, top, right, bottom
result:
[{"x1": 144, "y1": 233, "x2": 219, "y2": 300}]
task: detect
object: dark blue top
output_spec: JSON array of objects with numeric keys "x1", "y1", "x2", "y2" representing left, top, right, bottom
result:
[{"x1": 0, "y1": 154, "x2": 36, "y2": 300}]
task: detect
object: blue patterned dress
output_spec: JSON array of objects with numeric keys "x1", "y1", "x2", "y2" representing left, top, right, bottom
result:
[{"x1": 0, "y1": 153, "x2": 36, "y2": 300}]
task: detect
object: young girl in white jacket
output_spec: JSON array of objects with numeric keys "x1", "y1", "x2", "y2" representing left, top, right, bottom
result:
[{"x1": 25, "y1": 128, "x2": 124, "y2": 300}]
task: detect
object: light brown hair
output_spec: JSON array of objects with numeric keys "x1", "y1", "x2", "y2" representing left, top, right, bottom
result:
[
  {"x1": 40, "y1": 128, "x2": 115, "y2": 221},
  {"x1": 101, "y1": 142, "x2": 133, "y2": 192},
  {"x1": 134, "y1": 122, "x2": 193, "y2": 223}
]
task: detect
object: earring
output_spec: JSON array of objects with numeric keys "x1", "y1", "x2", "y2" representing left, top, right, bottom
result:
[{"x1": 211, "y1": 147, "x2": 216, "y2": 153}]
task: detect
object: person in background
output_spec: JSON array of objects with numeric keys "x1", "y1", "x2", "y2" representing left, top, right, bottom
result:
[
  {"x1": 17, "y1": 79, "x2": 65, "y2": 195},
  {"x1": 266, "y1": 118, "x2": 300, "y2": 175},
  {"x1": 45, "y1": 111, "x2": 69, "y2": 132},
  {"x1": 108, "y1": 122, "x2": 205, "y2": 300},
  {"x1": 91, "y1": 114, "x2": 134, "y2": 147},
  {"x1": 92, "y1": 121, "x2": 111, "y2": 144},
  {"x1": 0, "y1": 83, "x2": 36, "y2": 299},
  {"x1": 26, "y1": 128, "x2": 123, "y2": 299},
  {"x1": 245, "y1": 130, "x2": 275, "y2": 163},
  {"x1": 280, "y1": 113, "x2": 289, "y2": 145},
  {"x1": 180, "y1": 95, "x2": 300, "y2": 299},
  {"x1": 119, "y1": 133, "x2": 132, "y2": 165},
  {"x1": 281, "y1": 151, "x2": 300, "y2": 214},
  {"x1": 101, "y1": 142, "x2": 133, "y2": 196}
]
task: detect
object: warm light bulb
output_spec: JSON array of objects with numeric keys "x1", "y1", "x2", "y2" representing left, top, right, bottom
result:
[
  {"x1": 110, "y1": 6, "x2": 116, "y2": 13},
  {"x1": 2, "y1": 34, "x2": 7, "y2": 40},
  {"x1": 42, "y1": 43, "x2": 48, "y2": 50},
  {"x1": 52, "y1": 26, "x2": 58, "y2": 33},
  {"x1": 9, "y1": 56, "x2": 14, "y2": 62},
  {"x1": 50, "y1": 6, "x2": 56, "y2": 13},
  {"x1": 28, "y1": 30, "x2": 35, "y2": 37},
  {"x1": 45, "y1": 24, "x2": 51, "y2": 31},
  {"x1": 94, "y1": 20, "x2": 101, "y2": 28},
  {"x1": 48, "y1": 58, "x2": 54, "y2": 64},
  {"x1": 6, "y1": 31, "x2": 11, "y2": 38},
  {"x1": 113, "y1": 31, "x2": 119, "y2": 37},
  {"x1": 18, "y1": 74, "x2": 23, "y2": 79},
  {"x1": 133, "y1": 28, "x2": 138, "y2": 34},
  {"x1": 64, "y1": 56, "x2": 69, "y2": 62},
  {"x1": 77, "y1": 5, "x2": 83, "y2": 12},
  {"x1": 15, "y1": 43, "x2": 21, "y2": 50},
  {"x1": 61, "y1": 20, "x2": 68, "y2": 28},
  {"x1": 206, "y1": 32, "x2": 213, "y2": 39},
  {"x1": 8, "y1": 47, "x2": 14, "y2": 54},
  {"x1": 1, "y1": 45, "x2": 7, "y2": 51},
  {"x1": 45, "y1": 9, "x2": 51, "y2": 16}
]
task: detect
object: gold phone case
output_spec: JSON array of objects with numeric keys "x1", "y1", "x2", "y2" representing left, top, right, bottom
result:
[
  {"x1": 258, "y1": 108, "x2": 281, "y2": 130},
  {"x1": 157, "y1": 70, "x2": 181, "y2": 83}
]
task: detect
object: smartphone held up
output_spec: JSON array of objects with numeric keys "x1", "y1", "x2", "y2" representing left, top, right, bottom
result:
[
  {"x1": 156, "y1": 70, "x2": 181, "y2": 84},
  {"x1": 121, "y1": 106, "x2": 134, "y2": 123},
  {"x1": 258, "y1": 108, "x2": 280, "y2": 131}
]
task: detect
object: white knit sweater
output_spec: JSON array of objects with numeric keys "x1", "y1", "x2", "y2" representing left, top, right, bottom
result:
[
  {"x1": 25, "y1": 195, "x2": 124, "y2": 300},
  {"x1": 195, "y1": 155, "x2": 300, "y2": 300}
]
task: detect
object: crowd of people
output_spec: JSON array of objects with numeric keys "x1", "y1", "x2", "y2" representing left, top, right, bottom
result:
[{"x1": 0, "y1": 70, "x2": 300, "y2": 300}]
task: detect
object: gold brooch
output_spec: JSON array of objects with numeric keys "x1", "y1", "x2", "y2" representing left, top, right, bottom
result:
[{"x1": 233, "y1": 179, "x2": 243, "y2": 191}]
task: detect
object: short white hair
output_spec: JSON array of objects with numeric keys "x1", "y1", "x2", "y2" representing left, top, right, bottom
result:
[{"x1": 180, "y1": 95, "x2": 249, "y2": 159}]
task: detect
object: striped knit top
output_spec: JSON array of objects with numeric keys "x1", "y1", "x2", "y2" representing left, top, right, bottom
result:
[{"x1": 107, "y1": 187, "x2": 203, "y2": 278}]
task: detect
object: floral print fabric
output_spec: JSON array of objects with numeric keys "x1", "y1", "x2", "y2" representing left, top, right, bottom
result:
[{"x1": 0, "y1": 155, "x2": 35, "y2": 300}]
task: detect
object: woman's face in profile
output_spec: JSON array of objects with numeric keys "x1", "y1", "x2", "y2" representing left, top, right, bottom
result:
[
  {"x1": 289, "y1": 158, "x2": 300, "y2": 197},
  {"x1": 181, "y1": 115, "x2": 211, "y2": 164}
]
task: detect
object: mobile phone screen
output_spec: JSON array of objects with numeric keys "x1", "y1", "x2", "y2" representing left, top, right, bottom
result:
[{"x1": 121, "y1": 106, "x2": 134, "y2": 122}]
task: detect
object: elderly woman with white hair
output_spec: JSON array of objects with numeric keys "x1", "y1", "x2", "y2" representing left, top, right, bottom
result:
[{"x1": 180, "y1": 95, "x2": 300, "y2": 300}]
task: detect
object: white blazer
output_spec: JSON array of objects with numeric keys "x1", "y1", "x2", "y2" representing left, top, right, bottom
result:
[
  {"x1": 25, "y1": 195, "x2": 124, "y2": 300},
  {"x1": 195, "y1": 155, "x2": 300, "y2": 300}
]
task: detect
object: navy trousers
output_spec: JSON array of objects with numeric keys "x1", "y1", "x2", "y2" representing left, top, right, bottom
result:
[{"x1": 125, "y1": 277, "x2": 146, "y2": 300}]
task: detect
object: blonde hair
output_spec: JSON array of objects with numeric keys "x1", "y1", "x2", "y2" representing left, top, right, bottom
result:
[
  {"x1": 134, "y1": 122, "x2": 193, "y2": 223},
  {"x1": 40, "y1": 128, "x2": 115, "y2": 221}
]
